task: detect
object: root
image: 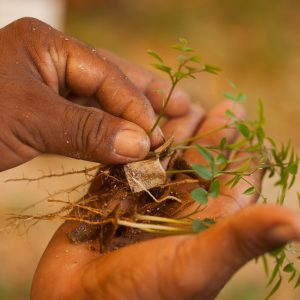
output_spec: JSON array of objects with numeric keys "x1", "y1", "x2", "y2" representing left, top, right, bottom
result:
[{"x1": 3, "y1": 140, "x2": 212, "y2": 253}]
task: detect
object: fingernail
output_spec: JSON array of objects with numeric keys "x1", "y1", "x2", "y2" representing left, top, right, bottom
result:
[
  {"x1": 156, "y1": 126, "x2": 164, "y2": 138},
  {"x1": 150, "y1": 127, "x2": 165, "y2": 148},
  {"x1": 154, "y1": 127, "x2": 164, "y2": 141},
  {"x1": 114, "y1": 130, "x2": 150, "y2": 158}
]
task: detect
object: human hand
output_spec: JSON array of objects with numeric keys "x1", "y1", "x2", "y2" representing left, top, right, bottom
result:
[
  {"x1": 0, "y1": 17, "x2": 190, "y2": 171},
  {"x1": 31, "y1": 101, "x2": 300, "y2": 300}
]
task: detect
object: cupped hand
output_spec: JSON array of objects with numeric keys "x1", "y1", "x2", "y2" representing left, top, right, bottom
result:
[
  {"x1": 0, "y1": 17, "x2": 190, "y2": 171},
  {"x1": 31, "y1": 101, "x2": 300, "y2": 300}
]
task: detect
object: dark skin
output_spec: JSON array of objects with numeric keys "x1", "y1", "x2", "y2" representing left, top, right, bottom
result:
[
  {"x1": 31, "y1": 101, "x2": 300, "y2": 300},
  {"x1": 0, "y1": 17, "x2": 191, "y2": 171},
  {"x1": 0, "y1": 17, "x2": 299, "y2": 300}
]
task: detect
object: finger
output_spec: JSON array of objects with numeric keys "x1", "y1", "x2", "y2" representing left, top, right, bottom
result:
[
  {"x1": 193, "y1": 149, "x2": 264, "y2": 220},
  {"x1": 145, "y1": 80, "x2": 191, "y2": 117},
  {"x1": 65, "y1": 44, "x2": 163, "y2": 148},
  {"x1": 183, "y1": 100, "x2": 245, "y2": 164},
  {"x1": 32, "y1": 83, "x2": 150, "y2": 164},
  {"x1": 169, "y1": 205, "x2": 300, "y2": 299},
  {"x1": 66, "y1": 94, "x2": 101, "y2": 109},
  {"x1": 97, "y1": 48, "x2": 191, "y2": 117},
  {"x1": 31, "y1": 221, "x2": 99, "y2": 299},
  {"x1": 175, "y1": 101, "x2": 248, "y2": 218},
  {"x1": 161, "y1": 104, "x2": 205, "y2": 143},
  {"x1": 36, "y1": 205, "x2": 300, "y2": 299},
  {"x1": 160, "y1": 104, "x2": 205, "y2": 169},
  {"x1": 220, "y1": 150, "x2": 264, "y2": 209},
  {"x1": 21, "y1": 18, "x2": 163, "y2": 148}
]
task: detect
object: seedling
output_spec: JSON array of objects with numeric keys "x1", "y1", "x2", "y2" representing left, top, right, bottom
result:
[{"x1": 5, "y1": 39, "x2": 299, "y2": 299}]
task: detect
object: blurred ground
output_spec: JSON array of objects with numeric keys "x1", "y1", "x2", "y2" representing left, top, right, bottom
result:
[{"x1": 0, "y1": 0, "x2": 300, "y2": 299}]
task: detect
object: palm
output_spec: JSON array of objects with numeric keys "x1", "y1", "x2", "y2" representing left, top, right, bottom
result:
[{"x1": 32, "y1": 101, "x2": 300, "y2": 300}]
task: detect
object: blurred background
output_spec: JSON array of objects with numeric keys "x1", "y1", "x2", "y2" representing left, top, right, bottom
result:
[{"x1": 0, "y1": 0, "x2": 300, "y2": 299}]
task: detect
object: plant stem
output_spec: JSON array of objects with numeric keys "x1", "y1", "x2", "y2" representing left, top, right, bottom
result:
[
  {"x1": 117, "y1": 220, "x2": 185, "y2": 232},
  {"x1": 150, "y1": 80, "x2": 178, "y2": 134},
  {"x1": 166, "y1": 169, "x2": 196, "y2": 174},
  {"x1": 135, "y1": 214, "x2": 191, "y2": 224},
  {"x1": 173, "y1": 124, "x2": 230, "y2": 146}
]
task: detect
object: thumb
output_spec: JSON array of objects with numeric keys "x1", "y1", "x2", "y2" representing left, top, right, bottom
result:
[
  {"x1": 39, "y1": 95, "x2": 150, "y2": 164},
  {"x1": 173, "y1": 205, "x2": 300, "y2": 299}
]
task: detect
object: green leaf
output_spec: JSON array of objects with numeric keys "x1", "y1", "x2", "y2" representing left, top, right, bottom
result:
[
  {"x1": 177, "y1": 54, "x2": 186, "y2": 62},
  {"x1": 178, "y1": 38, "x2": 188, "y2": 46},
  {"x1": 288, "y1": 162, "x2": 298, "y2": 175},
  {"x1": 236, "y1": 123, "x2": 251, "y2": 139},
  {"x1": 258, "y1": 99, "x2": 265, "y2": 126},
  {"x1": 174, "y1": 71, "x2": 186, "y2": 79},
  {"x1": 224, "y1": 92, "x2": 236, "y2": 101},
  {"x1": 236, "y1": 159, "x2": 251, "y2": 173},
  {"x1": 210, "y1": 161, "x2": 218, "y2": 177},
  {"x1": 182, "y1": 46, "x2": 193, "y2": 52},
  {"x1": 191, "y1": 188, "x2": 208, "y2": 204},
  {"x1": 265, "y1": 277, "x2": 282, "y2": 300},
  {"x1": 243, "y1": 186, "x2": 256, "y2": 195},
  {"x1": 277, "y1": 251, "x2": 286, "y2": 266},
  {"x1": 283, "y1": 263, "x2": 294, "y2": 273},
  {"x1": 184, "y1": 65, "x2": 197, "y2": 73},
  {"x1": 269, "y1": 245, "x2": 286, "y2": 257},
  {"x1": 217, "y1": 153, "x2": 227, "y2": 165},
  {"x1": 236, "y1": 92, "x2": 247, "y2": 102},
  {"x1": 151, "y1": 63, "x2": 172, "y2": 74},
  {"x1": 219, "y1": 137, "x2": 227, "y2": 150},
  {"x1": 228, "y1": 139, "x2": 248, "y2": 150},
  {"x1": 192, "y1": 219, "x2": 208, "y2": 233},
  {"x1": 245, "y1": 144, "x2": 261, "y2": 152},
  {"x1": 226, "y1": 175, "x2": 242, "y2": 188},
  {"x1": 268, "y1": 263, "x2": 280, "y2": 286},
  {"x1": 203, "y1": 218, "x2": 216, "y2": 225},
  {"x1": 179, "y1": 37, "x2": 188, "y2": 45},
  {"x1": 209, "y1": 179, "x2": 220, "y2": 198},
  {"x1": 225, "y1": 109, "x2": 236, "y2": 118},
  {"x1": 192, "y1": 164, "x2": 213, "y2": 180},
  {"x1": 172, "y1": 44, "x2": 184, "y2": 51},
  {"x1": 267, "y1": 137, "x2": 277, "y2": 150},
  {"x1": 257, "y1": 127, "x2": 265, "y2": 144},
  {"x1": 147, "y1": 50, "x2": 163, "y2": 63},
  {"x1": 189, "y1": 55, "x2": 201, "y2": 63},
  {"x1": 262, "y1": 255, "x2": 269, "y2": 277},
  {"x1": 172, "y1": 38, "x2": 194, "y2": 52},
  {"x1": 288, "y1": 270, "x2": 296, "y2": 282},
  {"x1": 294, "y1": 274, "x2": 300, "y2": 288},
  {"x1": 203, "y1": 64, "x2": 221, "y2": 74},
  {"x1": 224, "y1": 91, "x2": 246, "y2": 103},
  {"x1": 194, "y1": 144, "x2": 214, "y2": 163}
]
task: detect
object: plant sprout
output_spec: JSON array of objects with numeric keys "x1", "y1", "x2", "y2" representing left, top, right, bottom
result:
[
  {"x1": 4, "y1": 38, "x2": 299, "y2": 299},
  {"x1": 148, "y1": 39, "x2": 299, "y2": 299}
]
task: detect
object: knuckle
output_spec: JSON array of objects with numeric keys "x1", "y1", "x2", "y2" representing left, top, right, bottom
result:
[
  {"x1": 63, "y1": 105, "x2": 106, "y2": 159},
  {"x1": 11, "y1": 17, "x2": 53, "y2": 49},
  {"x1": 0, "y1": 131, "x2": 39, "y2": 170},
  {"x1": 13, "y1": 17, "x2": 46, "y2": 30}
]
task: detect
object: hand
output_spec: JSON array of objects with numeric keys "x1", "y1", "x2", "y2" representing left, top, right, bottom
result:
[
  {"x1": 0, "y1": 17, "x2": 190, "y2": 171},
  {"x1": 31, "y1": 101, "x2": 300, "y2": 300}
]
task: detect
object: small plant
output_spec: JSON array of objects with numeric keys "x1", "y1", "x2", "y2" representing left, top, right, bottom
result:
[
  {"x1": 148, "y1": 38, "x2": 220, "y2": 134},
  {"x1": 5, "y1": 39, "x2": 299, "y2": 299}
]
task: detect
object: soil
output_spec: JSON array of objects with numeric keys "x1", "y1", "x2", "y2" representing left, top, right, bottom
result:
[{"x1": 66, "y1": 144, "x2": 207, "y2": 252}]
